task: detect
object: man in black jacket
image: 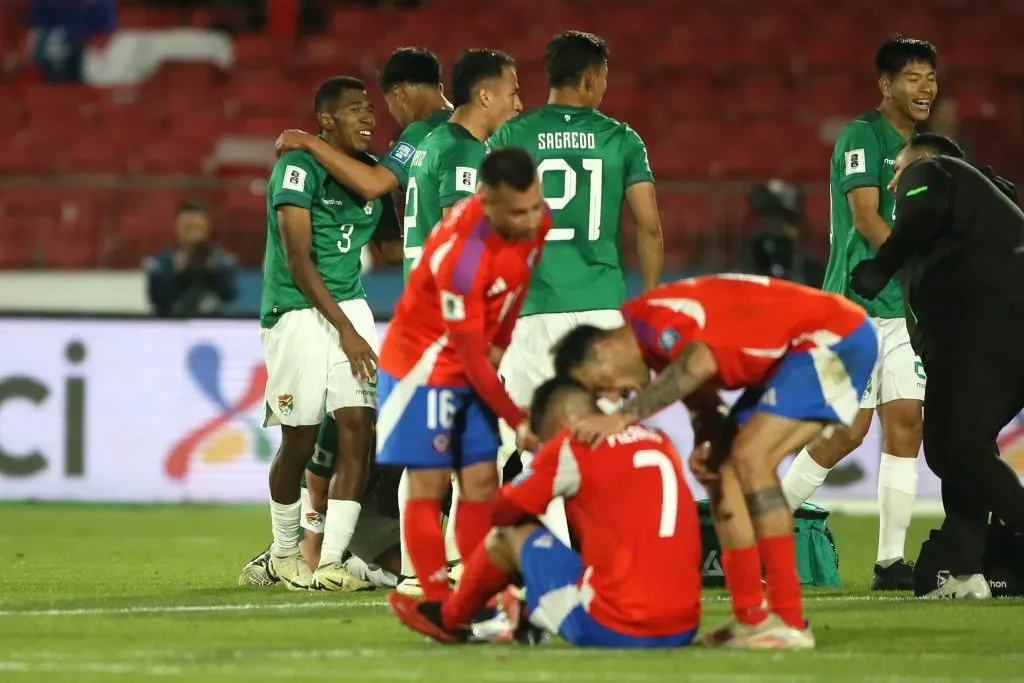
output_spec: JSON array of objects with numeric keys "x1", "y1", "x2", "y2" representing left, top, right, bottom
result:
[{"x1": 851, "y1": 133, "x2": 1024, "y2": 599}]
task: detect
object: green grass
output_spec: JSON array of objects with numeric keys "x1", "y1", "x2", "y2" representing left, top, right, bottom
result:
[{"x1": 1, "y1": 504, "x2": 1021, "y2": 682}]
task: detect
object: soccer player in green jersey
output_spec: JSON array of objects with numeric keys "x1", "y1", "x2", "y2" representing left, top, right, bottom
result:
[
  {"x1": 275, "y1": 47, "x2": 453, "y2": 277},
  {"x1": 781, "y1": 35, "x2": 937, "y2": 590},
  {"x1": 261, "y1": 76, "x2": 404, "y2": 591},
  {"x1": 485, "y1": 31, "x2": 663, "y2": 544}
]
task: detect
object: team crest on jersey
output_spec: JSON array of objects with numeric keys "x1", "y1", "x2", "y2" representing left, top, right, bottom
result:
[
  {"x1": 432, "y1": 433, "x2": 451, "y2": 453},
  {"x1": 658, "y1": 327, "x2": 681, "y2": 353},
  {"x1": 277, "y1": 393, "x2": 294, "y2": 416}
]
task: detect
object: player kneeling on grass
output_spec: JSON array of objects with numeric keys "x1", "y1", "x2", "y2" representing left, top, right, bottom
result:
[
  {"x1": 557, "y1": 275, "x2": 880, "y2": 650},
  {"x1": 388, "y1": 376, "x2": 702, "y2": 647}
]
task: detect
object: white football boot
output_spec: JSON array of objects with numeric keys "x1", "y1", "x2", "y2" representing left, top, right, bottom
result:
[
  {"x1": 268, "y1": 551, "x2": 313, "y2": 591},
  {"x1": 311, "y1": 561, "x2": 375, "y2": 592},
  {"x1": 238, "y1": 545, "x2": 278, "y2": 587},
  {"x1": 395, "y1": 576, "x2": 425, "y2": 598},
  {"x1": 923, "y1": 573, "x2": 992, "y2": 600}
]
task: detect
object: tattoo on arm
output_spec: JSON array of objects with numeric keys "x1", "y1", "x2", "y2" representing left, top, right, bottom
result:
[
  {"x1": 621, "y1": 343, "x2": 710, "y2": 422},
  {"x1": 744, "y1": 486, "x2": 789, "y2": 517}
]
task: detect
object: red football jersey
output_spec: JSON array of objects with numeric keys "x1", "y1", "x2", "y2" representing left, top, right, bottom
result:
[
  {"x1": 503, "y1": 425, "x2": 701, "y2": 637},
  {"x1": 622, "y1": 274, "x2": 868, "y2": 389},
  {"x1": 379, "y1": 195, "x2": 551, "y2": 386}
]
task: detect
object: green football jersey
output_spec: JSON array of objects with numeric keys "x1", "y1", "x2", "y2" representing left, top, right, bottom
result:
[
  {"x1": 261, "y1": 149, "x2": 386, "y2": 328},
  {"x1": 378, "y1": 108, "x2": 452, "y2": 192},
  {"x1": 404, "y1": 122, "x2": 487, "y2": 276},
  {"x1": 486, "y1": 104, "x2": 654, "y2": 315},
  {"x1": 822, "y1": 110, "x2": 908, "y2": 318}
]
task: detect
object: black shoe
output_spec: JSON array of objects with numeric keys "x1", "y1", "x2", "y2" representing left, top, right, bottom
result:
[
  {"x1": 871, "y1": 559, "x2": 915, "y2": 591},
  {"x1": 418, "y1": 600, "x2": 470, "y2": 643}
]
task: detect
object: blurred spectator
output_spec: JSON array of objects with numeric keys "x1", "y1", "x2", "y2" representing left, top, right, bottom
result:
[
  {"x1": 924, "y1": 97, "x2": 973, "y2": 161},
  {"x1": 144, "y1": 200, "x2": 238, "y2": 317},
  {"x1": 27, "y1": 0, "x2": 117, "y2": 82},
  {"x1": 743, "y1": 180, "x2": 825, "y2": 287}
]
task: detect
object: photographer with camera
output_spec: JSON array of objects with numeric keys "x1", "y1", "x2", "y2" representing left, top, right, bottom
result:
[{"x1": 144, "y1": 199, "x2": 239, "y2": 318}]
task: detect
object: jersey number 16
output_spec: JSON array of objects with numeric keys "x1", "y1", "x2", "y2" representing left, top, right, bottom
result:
[{"x1": 537, "y1": 158, "x2": 603, "y2": 242}]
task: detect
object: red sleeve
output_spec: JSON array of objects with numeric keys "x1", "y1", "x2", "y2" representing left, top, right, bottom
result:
[
  {"x1": 492, "y1": 437, "x2": 566, "y2": 526},
  {"x1": 492, "y1": 289, "x2": 527, "y2": 351},
  {"x1": 452, "y1": 329, "x2": 524, "y2": 427}
]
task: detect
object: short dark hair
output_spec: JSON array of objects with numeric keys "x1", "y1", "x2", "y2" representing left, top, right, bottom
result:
[
  {"x1": 552, "y1": 324, "x2": 606, "y2": 376},
  {"x1": 314, "y1": 76, "x2": 366, "y2": 115},
  {"x1": 450, "y1": 49, "x2": 515, "y2": 108},
  {"x1": 875, "y1": 34, "x2": 937, "y2": 77},
  {"x1": 178, "y1": 199, "x2": 208, "y2": 214},
  {"x1": 529, "y1": 376, "x2": 591, "y2": 436},
  {"x1": 544, "y1": 31, "x2": 609, "y2": 89},
  {"x1": 479, "y1": 148, "x2": 536, "y2": 191},
  {"x1": 906, "y1": 132, "x2": 964, "y2": 159},
  {"x1": 379, "y1": 47, "x2": 442, "y2": 92}
]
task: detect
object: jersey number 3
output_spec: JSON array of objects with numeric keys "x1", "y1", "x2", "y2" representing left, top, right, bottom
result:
[
  {"x1": 537, "y1": 158, "x2": 603, "y2": 242},
  {"x1": 633, "y1": 449, "x2": 678, "y2": 537}
]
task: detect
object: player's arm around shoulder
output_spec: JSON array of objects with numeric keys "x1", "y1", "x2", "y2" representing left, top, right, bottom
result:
[
  {"x1": 622, "y1": 124, "x2": 662, "y2": 291},
  {"x1": 835, "y1": 122, "x2": 889, "y2": 249}
]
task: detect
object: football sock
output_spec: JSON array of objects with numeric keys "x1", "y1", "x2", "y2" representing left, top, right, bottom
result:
[
  {"x1": 441, "y1": 542, "x2": 511, "y2": 630},
  {"x1": 758, "y1": 534, "x2": 804, "y2": 629},
  {"x1": 877, "y1": 453, "x2": 918, "y2": 565},
  {"x1": 318, "y1": 499, "x2": 360, "y2": 567},
  {"x1": 454, "y1": 499, "x2": 494, "y2": 561},
  {"x1": 269, "y1": 498, "x2": 302, "y2": 557},
  {"x1": 405, "y1": 498, "x2": 450, "y2": 601},
  {"x1": 781, "y1": 448, "x2": 831, "y2": 509},
  {"x1": 722, "y1": 546, "x2": 767, "y2": 626},
  {"x1": 445, "y1": 477, "x2": 462, "y2": 563},
  {"x1": 397, "y1": 470, "x2": 414, "y2": 577}
]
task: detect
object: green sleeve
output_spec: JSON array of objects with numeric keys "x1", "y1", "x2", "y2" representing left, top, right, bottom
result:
[
  {"x1": 623, "y1": 125, "x2": 655, "y2": 186},
  {"x1": 270, "y1": 152, "x2": 319, "y2": 210},
  {"x1": 835, "y1": 123, "x2": 882, "y2": 194},
  {"x1": 485, "y1": 121, "x2": 512, "y2": 153},
  {"x1": 378, "y1": 121, "x2": 429, "y2": 190},
  {"x1": 438, "y1": 139, "x2": 486, "y2": 208}
]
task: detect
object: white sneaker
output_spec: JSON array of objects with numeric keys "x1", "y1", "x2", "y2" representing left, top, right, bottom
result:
[
  {"x1": 238, "y1": 546, "x2": 278, "y2": 587},
  {"x1": 268, "y1": 551, "x2": 313, "y2": 591},
  {"x1": 396, "y1": 576, "x2": 424, "y2": 598},
  {"x1": 924, "y1": 573, "x2": 992, "y2": 600},
  {"x1": 702, "y1": 615, "x2": 815, "y2": 650},
  {"x1": 311, "y1": 561, "x2": 375, "y2": 592}
]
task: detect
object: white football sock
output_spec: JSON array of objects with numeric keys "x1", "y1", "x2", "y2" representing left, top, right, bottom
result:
[
  {"x1": 781, "y1": 448, "x2": 832, "y2": 509},
  {"x1": 270, "y1": 498, "x2": 302, "y2": 557},
  {"x1": 318, "y1": 499, "x2": 361, "y2": 567},
  {"x1": 877, "y1": 452, "x2": 918, "y2": 565},
  {"x1": 445, "y1": 476, "x2": 461, "y2": 563},
  {"x1": 343, "y1": 554, "x2": 399, "y2": 588},
  {"x1": 398, "y1": 469, "x2": 413, "y2": 577}
]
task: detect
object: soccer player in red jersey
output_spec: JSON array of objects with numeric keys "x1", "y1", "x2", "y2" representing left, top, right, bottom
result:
[
  {"x1": 555, "y1": 274, "x2": 879, "y2": 650},
  {"x1": 376, "y1": 148, "x2": 550, "y2": 602},
  {"x1": 388, "y1": 375, "x2": 702, "y2": 647}
]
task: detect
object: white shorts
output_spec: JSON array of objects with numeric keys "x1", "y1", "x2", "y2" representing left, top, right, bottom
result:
[
  {"x1": 260, "y1": 299, "x2": 379, "y2": 427},
  {"x1": 859, "y1": 317, "x2": 926, "y2": 409}
]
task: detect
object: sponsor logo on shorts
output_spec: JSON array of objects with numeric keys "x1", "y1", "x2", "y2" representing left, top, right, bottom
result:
[
  {"x1": 277, "y1": 393, "x2": 294, "y2": 416},
  {"x1": 432, "y1": 433, "x2": 450, "y2": 453}
]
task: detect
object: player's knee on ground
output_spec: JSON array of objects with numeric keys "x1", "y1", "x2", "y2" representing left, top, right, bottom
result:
[
  {"x1": 878, "y1": 399, "x2": 924, "y2": 457},
  {"x1": 458, "y1": 461, "x2": 500, "y2": 500}
]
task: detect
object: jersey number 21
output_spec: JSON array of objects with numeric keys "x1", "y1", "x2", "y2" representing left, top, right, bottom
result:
[{"x1": 537, "y1": 158, "x2": 603, "y2": 242}]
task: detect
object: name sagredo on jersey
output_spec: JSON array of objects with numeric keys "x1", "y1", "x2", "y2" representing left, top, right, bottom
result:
[{"x1": 537, "y1": 131, "x2": 597, "y2": 151}]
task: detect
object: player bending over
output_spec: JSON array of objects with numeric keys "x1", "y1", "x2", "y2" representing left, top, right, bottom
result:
[
  {"x1": 389, "y1": 376, "x2": 701, "y2": 647},
  {"x1": 557, "y1": 275, "x2": 879, "y2": 650},
  {"x1": 376, "y1": 148, "x2": 549, "y2": 603},
  {"x1": 261, "y1": 76, "x2": 403, "y2": 591},
  {"x1": 487, "y1": 31, "x2": 663, "y2": 545}
]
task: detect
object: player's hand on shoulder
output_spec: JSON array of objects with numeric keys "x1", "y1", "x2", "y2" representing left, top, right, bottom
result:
[
  {"x1": 515, "y1": 416, "x2": 539, "y2": 453},
  {"x1": 338, "y1": 325, "x2": 378, "y2": 381},
  {"x1": 275, "y1": 129, "x2": 316, "y2": 156},
  {"x1": 572, "y1": 412, "x2": 630, "y2": 448},
  {"x1": 688, "y1": 441, "x2": 720, "y2": 485}
]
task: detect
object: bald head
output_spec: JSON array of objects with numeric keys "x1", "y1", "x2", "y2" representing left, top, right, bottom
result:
[{"x1": 530, "y1": 376, "x2": 598, "y2": 441}]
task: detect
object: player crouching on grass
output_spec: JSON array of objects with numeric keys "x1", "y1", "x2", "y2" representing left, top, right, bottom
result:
[{"x1": 388, "y1": 376, "x2": 702, "y2": 647}]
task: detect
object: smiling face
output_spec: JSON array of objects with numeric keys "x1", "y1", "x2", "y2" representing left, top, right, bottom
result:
[
  {"x1": 882, "y1": 60, "x2": 938, "y2": 124},
  {"x1": 320, "y1": 87, "x2": 376, "y2": 153}
]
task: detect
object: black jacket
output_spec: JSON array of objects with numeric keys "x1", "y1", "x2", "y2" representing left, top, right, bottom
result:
[{"x1": 851, "y1": 155, "x2": 1024, "y2": 363}]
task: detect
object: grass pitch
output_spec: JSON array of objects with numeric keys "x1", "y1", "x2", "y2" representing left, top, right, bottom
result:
[{"x1": 1, "y1": 504, "x2": 1021, "y2": 682}]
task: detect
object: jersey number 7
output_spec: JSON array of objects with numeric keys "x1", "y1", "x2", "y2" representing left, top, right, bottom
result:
[
  {"x1": 633, "y1": 449, "x2": 679, "y2": 538},
  {"x1": 538, "y1": 158, "x2": 603, "y2": 242}
]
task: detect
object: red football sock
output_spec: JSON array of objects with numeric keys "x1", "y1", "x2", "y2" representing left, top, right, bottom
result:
[
  {"x1": 404, "y1": 498, "x2": 450, "y2": 601},
  {"x1": 441, "y1": 542, "x2": 511, "y2": 630},
  {"x1": 722, "y1": 546, "x2": 767, "y2": 626},
  {"x1": 758, "y1": 533, "x2": 805, "y2": 629},
  {"x1": 454, "y1": 498, "x2": 494, "y2": 562}
]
